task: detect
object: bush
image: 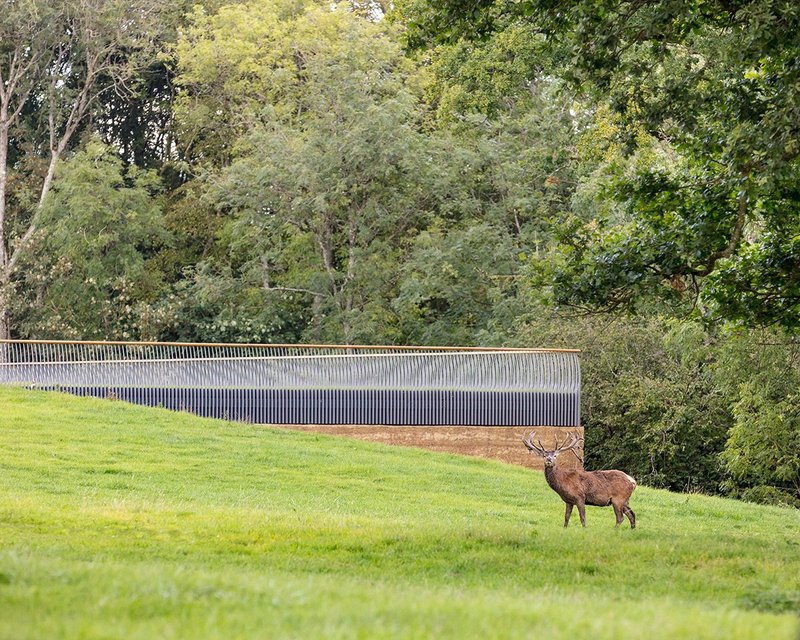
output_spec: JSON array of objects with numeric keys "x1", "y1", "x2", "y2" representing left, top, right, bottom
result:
[
  {"x1": 512, "y1": 315, "x2": 731, "y2": 493},
  {"x1": 739, "y1": 486, "x2": 800, "y2": 509}
]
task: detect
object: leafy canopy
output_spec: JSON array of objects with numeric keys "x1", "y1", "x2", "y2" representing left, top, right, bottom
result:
[{"x1": 400, "y1": 0, "x2": 800, "y2": 329}]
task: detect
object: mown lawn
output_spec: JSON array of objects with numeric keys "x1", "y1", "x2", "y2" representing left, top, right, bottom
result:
[{"x1": 0, "y1": 386, "x2": 798, "y2": 639}]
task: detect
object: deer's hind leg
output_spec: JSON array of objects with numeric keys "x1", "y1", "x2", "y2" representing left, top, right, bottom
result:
[
  {"x1": 576, "y1": 501, "x2": 586, "y2": 527},
  {"x1": 622, "y1": 504, "x2": 636, "y2": 529},
  {"x1": 564, "y1": 503, "x2": 574, "y2": 528}
]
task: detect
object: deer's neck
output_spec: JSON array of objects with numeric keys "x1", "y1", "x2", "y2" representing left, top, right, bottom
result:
[{"x1": 544, "y1": 465, "x2": 566, "y2": 491}]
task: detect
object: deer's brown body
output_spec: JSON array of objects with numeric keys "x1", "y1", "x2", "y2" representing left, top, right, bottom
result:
[{"x1": 524, "y1": 432, "x2": 637, "y2": 528}]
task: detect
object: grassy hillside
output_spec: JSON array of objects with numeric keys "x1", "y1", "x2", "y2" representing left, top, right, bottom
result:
[{"x1": 0, "y1": 387, "x2": 798, "y2": 639}]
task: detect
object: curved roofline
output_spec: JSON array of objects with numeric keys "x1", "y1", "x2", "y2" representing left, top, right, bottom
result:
[{"x1": 0, "y1": 339, "x2": 580, "y2": 353}]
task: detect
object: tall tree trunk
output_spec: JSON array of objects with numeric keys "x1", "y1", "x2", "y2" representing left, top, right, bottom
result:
[
  {"x1": 0, "y1": 121, "x2": 11, "y2": 341},
  {"x1": 39, "y1": 149, "x2": 60, "y2": 209},
  {"x1": 342, "y1": 213, "x2": 358, "y2": 344}
]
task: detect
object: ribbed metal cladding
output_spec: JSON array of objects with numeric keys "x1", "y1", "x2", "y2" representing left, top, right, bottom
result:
[{"x1": 0, "y1": 340, "x2": 581, "y2": 427}]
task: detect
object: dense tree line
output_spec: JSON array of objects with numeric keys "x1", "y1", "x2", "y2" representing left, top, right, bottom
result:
[{"x1": 1, "y1": 0, "x2": 797, "y2": 505}]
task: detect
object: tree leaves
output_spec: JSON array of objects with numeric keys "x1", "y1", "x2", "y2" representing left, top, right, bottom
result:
[{"x1": 400, "y1": 0, "x2": 800, "y2": 329}]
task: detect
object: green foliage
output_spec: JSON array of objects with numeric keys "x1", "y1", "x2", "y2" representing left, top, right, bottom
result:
[
  {"x1": 725, "y1": 385, "x2": 800, "y2": 499},
  {"x1": 715, "y1": 329, "x2": 800, "y2": 502},
  {"x1": 180, "y1": 4, "x2": 434, "y2": 342},
  {"x1": 394, "y1": 223, "x2": 518, "y2": 345},
  {"x1": 13, "y1": 139, "x2": 170, "y2": 339},
  {"x1": 2, "y1": 388, "x2": 800, "y2": 638},
  {"x1": 164, "y1": 260, "x2": 311, "y2": 343},
  {"x1": 514, "y1": 317, "x2": 731, "y2": 493},
  {"x1": 172, "y1": 0, "x2": 307, "y2": 163},
  {"x1": 213, "y1": 96, "x2": 428, "y2": 342},
  {"x1": 412, "y1": 23, "x2": 547, "y2": 123},
  {"x1": 705, "y1": 220, "x2": 800, "y2": 329},
  {"x1": 740, "y1": 486, "x2": 800, "y2": 510},
  {"x1": 476, "y1": 86, "x2": 580, "y2": 247},
  {"x1": 0, "y1": 0, "x2": 172, "y2": 337},
  {"x1": 173, "y1": 1, "x2": 408, "y2": 163},
  {"x1": 546, "y1": 144, "x2": 800, "y2": 327},
  {"x1": 172, "y1": 1, "x2": 577, "y2": 344},
  {"x1": 402, "y1": 0, "x2": 800, "y2": 329}
]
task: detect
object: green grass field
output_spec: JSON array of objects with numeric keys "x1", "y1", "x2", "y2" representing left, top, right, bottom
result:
[{"x1": 1, "y1": 387, "x2": 798, "y2": 639}]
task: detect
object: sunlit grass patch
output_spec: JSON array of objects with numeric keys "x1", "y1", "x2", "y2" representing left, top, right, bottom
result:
[{"x1": 0, "y1": 387, "x2": 798, "y2": 639}]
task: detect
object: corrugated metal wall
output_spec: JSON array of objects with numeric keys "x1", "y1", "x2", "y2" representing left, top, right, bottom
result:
[{"x1": 0, "y1": 341, "x2": 581, "y2": 427}]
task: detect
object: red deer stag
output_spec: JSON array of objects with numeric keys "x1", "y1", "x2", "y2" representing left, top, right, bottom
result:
[{"x1": 522, "y1": 431, "x2": 637, "y2": 528}]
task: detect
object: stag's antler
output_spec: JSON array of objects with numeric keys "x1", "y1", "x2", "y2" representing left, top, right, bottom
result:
[
  {"x1": 559, "y1": 431, "x2": 584, "y2": 463},
  {"x1": 551, "y1": 431, "x2": 579, "y2": 451},
  {"x1": 523, "y1": 430, "x2": 585, "y2": 462},
  {"x1": 521, "y1": 431, "x2": 547, "y2": 456}
]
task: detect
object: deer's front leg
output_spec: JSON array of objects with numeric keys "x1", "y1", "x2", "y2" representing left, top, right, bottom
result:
[
  {"x1": 564, "y1": 503, "x2": 574, "y2": 528},
  {"x1": 613, "y1": 503, "x2": 624, "y2": 527}
]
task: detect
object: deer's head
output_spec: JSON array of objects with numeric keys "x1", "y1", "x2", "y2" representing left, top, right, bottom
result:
[{"x1": 521, "y1": 431, "x2": 583, "y2": 467}]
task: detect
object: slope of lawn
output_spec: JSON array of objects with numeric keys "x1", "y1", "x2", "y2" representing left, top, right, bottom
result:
[{"x1": 0, "y1": 386, "x2": 798, "y2": 639}]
